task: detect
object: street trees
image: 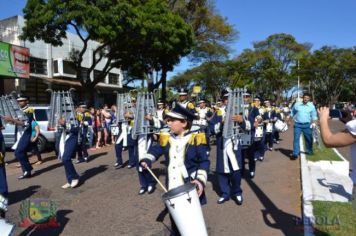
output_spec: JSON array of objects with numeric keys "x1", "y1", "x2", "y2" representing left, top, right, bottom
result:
[
  {"x1": 299, "y1": 46, "x2": 356, "y2": 105},
  {"x1": 21, "y1": 0, "x2": 193, "y2": 103},
  {"x1": 248, "y1": 33, "x2": 310, "y2": 102}
]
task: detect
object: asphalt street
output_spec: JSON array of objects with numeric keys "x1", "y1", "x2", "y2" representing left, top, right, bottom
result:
[{"x1": 4, "y1": 128, "x2": 302, "y2": 236}]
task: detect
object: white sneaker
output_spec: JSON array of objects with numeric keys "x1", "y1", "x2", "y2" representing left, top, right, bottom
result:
[
  {"x1": 70, "y1": 179, "x2": 79, "y2": 188},
  {"x1": 61, "y1": 183, "x2": 71, "y2": 189}
]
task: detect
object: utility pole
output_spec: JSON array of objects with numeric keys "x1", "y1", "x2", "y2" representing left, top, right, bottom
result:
[{"x1": 297, "y1": 59, "x2": 300, "y2": 101}]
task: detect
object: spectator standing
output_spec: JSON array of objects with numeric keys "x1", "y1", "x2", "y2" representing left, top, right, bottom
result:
[
  {"x1": 30, "y1": 119, "x2": 43, "y2": 164},
  {"x1": 289, "y1": 93, "x2": 318, "y2": 160},
  {"x1": 95, "y1": 109, "x2": 103, "y2": 149}
]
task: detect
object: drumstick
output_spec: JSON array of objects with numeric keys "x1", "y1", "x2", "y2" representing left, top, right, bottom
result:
[{"x1": 146, "y1": 166, "x2": 168, "y2": 193}]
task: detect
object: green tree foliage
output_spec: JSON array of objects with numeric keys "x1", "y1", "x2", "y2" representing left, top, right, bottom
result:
[
  {"x1": 299, "y1": 46, "x2": 356, "y2": 105},
  {"x1": 21, "y1": 0, "x2": 193, "y2": 103},
  {"x1": 169, "y1": 0, "x2": 237, "y2": 62},
  {"x1": 169, "y1": 60, "x2": 230, "y2": 100},
  {"x1": 111, "y1": 0, "x2": 194, "y2": 100},
  {"x1": 227, "y1": 33, "x2": 310, "y2": 102}
]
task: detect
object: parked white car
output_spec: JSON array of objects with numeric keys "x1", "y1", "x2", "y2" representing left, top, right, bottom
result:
[{"x1": 2, "y1": 106, "x2": 55, "y2": 152}]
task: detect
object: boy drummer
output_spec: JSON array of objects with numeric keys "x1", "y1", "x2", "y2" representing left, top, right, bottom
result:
[{"x1": 140, "y1": 103, "x2": 210, "y2": 235}]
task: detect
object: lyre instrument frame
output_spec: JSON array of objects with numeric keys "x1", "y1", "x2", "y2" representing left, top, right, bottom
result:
[
  {"x1": 47, "y1": 89, "x2": 78, "y2": 132},
  {"x1": 222, "y1": 88, "x2": 246, "y2": 140}
]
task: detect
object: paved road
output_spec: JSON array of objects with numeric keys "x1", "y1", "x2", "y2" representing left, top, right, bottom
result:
[{"x1": 4, "y1": 128, "x2": 302, "y2": 236}]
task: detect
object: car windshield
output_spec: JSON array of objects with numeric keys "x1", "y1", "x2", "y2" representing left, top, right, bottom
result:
[{"x1": 34, "y1": 109, "x2": 48, "y2": 121}]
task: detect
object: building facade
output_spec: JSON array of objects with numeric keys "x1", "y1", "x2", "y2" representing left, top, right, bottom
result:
[{"x1": 0, "y1": 15, "x2": 125, "y2": 106}]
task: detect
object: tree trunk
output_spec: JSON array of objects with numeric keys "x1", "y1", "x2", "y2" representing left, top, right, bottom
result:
[
  {"x1": 161, "y1": 67, "x2": 167, "y2": 101},
  {"x1": 82, "y1": 83, "x2": 96, "y2": 107}
]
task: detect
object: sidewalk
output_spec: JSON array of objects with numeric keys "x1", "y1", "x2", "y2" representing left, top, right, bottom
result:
[{"x1": 300, "y1": 137, "x2": 353, "y2": 236}]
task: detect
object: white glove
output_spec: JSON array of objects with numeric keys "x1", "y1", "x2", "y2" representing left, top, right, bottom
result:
[{"x1": 0, "y1": 194, "x2": 8, "y2": 212}]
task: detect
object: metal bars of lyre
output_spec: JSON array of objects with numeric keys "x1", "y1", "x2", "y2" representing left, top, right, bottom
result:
[
  {"x1": 222, "y1": 88, "x2": 246, "y2": 139},
  {"x1": 132, "y1": 92, "x2": 156, "y2": 139},
  {"x1": 47, "y1": 90, "x2": 78, "y2": 131},
  {"x1": 0, "y1": 94, "x2": 28, "y2": 124},
  {"x1": 116, "y1": 93, "x2": 135, "y2": 123}
]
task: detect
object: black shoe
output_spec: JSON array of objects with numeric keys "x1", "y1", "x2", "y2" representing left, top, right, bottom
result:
[
  {"x1": 138, "y1": 188, "x2": 146, "y2": 195},
  {"x1": 115, "y1": 164, "x2": 123, "y2": 169},
  {"x1": 217, "y1": 197, "x2": 229, "y2": 204},
  {"x1": 233, "y1": 195, "x2": 243, "y2": 205},
  {"x1": 84, "y1": 157, "x2": 89, "y2": 162},
  {"x1": 290, "y1": 155, "x2": 299, "y2": 160},
  {"x1": 258, "y1": 156, "x2": 264, "y2": 162},
  {"x1": 147, "y1": 186, "x2": 155, "y2": 194},
  {"x1": 127, "y1": 165, "x2": 135, "y2": 169},
  {"x1": 75, "y1": 159, "x2": 84, "y2": 164},
  {"x1": 18, "y1": 171, "x2": 31, "y2": 179},
  {"x1": 249, "y1": 171, "x2": 255, "y2": 179}
]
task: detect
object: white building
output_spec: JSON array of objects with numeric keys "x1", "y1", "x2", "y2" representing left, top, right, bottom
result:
[{"x1": 0, "y1": 15, "x2": 125, "y2": 106}]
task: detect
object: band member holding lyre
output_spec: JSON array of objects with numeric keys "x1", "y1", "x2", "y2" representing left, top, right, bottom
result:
[
  {"x1": 4, "y1": 95, "x2": 33, "y2": 179},
  {"x1": 58, "y1": 117, "x2": 80, "y2": 189},
  {"x1": 210, "y1": 89, "x2": 245, "y2": 205}
]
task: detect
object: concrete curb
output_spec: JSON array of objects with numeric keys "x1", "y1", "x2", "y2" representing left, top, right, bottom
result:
[{"x1": 300, "y1": 137, "x2": 315, "y2": 236}]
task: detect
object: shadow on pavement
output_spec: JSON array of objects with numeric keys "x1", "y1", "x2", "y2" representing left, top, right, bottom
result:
[
  {"x1": 208, "y1": 171, "x2": 220, "y2": 196},
  {"x1": 80, "y1": 165, "x2": 108, "y2": 185},
  {"x1": 245, "y1": 177, "x2": 304, "y2": 235},
  {"x1": 88, "y1": 152, "x2": 108, "y2": 162},
  {"x1": 9, "y1": 185, "x2": 41, "y2": 205},
  {"x1": 18, "y1": 209, "x2": 73, "y2": 236},
  {"x1": 275, "y1": 148, "x2": 293, "y2": 159},
  {"x1": 32, "y1": 163, "x2": 63, "y2": 177},
  {"x1": 317, "y1": 178, "x2": 352, "y2": 200}
]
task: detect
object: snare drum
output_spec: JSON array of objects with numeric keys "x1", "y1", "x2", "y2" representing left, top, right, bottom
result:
[
  {"x1": 110, "y1": 125, "x2": 119, "y2": 135},
  {"x1": 162, "y1": 183, "x2": 208, "y2": 236}
]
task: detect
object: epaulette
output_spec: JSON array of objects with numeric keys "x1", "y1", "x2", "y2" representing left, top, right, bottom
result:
[
  {"x1": 188, "y1": 132, "x2": 207, "y2": 145},
  {"x1": 216, "y1": 109, "x2": 223, "y2": 116},
  {"x1": 24, "y1": 107, "x2": 34, "y2": 113},
  {"x1": 159, "y1": 133, "x2": 170, "y2": 147},
  {"x1": 187, "y1": 102, "x2": 195, "y2": 110},
  {"x1": 129, "y1": 120, "x2": 134, "y2": 127},
  {"x1": 84, "y1": 111, "x2": 91, "y2": 117}
]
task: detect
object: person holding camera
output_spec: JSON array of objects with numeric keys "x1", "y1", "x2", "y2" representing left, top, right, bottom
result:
[{"x1": 319, "y1": 107, "x2": 356, "y2": 211}]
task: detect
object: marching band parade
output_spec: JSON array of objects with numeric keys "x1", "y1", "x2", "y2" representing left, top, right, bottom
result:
[{"x1": 0, "y1": 87, "x2": 300, "y2": 235}]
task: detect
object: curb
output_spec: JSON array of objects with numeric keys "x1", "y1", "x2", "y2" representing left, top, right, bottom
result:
[{"x1": 300, "y1": 136, "x2": 315, "y2": 236}]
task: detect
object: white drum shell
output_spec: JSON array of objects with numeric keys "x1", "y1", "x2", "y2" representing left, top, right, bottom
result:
[
  {"x1": 162, "y1": 184, "x2": 208, "y2": 236},
  {"x1": 275, "y1": 120, "x2": 288, "y2": 132}
]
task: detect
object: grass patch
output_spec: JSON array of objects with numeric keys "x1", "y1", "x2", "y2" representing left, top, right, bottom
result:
[
  {"x1": 306, "y1": 142, "x2": 342, "y2": 162},
  {"x1": 312, "y1": 200, "x2": 356, "y2": 236}
]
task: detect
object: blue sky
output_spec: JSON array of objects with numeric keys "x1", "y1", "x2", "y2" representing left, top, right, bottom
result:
[{"x1": 2, "y1": 0, "x2": 356, "y2": 79}]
